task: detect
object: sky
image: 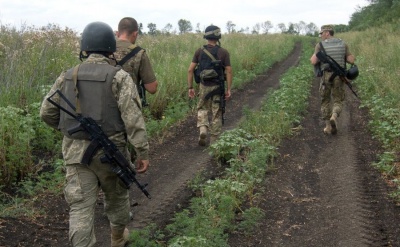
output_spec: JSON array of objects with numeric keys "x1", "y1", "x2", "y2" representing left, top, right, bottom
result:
[{"x1": 0, "y1": 0, "x2": 369, "y2": 34}]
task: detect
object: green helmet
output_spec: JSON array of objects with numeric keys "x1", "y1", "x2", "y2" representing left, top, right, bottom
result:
[
  {"x1": 204, "y1": 25, "x2": 221, "y2": 40},
  {"x1": 80, "y1": 21, "x2": 116, "y2": 53},
  {"x1": 346, "y1": 64, "x2": 359, "y2": 80}
]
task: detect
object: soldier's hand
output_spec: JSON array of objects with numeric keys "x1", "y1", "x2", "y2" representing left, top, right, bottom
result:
[
  {"x1": 225, "y1": 89, "x2": 231, "y2": 100},
  {"x1": 188, "y1": 88, "x2": 195, "y2": 98},
  {"x1": 136, "y1": 159, "x2": 149, "y2": 173}
]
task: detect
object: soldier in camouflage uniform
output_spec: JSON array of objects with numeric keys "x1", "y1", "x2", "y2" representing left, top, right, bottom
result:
[
  {"x1": 112, "y1": 16, "x2": 158, "y2": 165},
  {"x1": 310, "y1": 25, "x2": 355, "y2": 135},
  {"x1": 187, "y1": 25, "x2": 232, "y2": 146},
  {"x1": 113, "y1": 17, "x2": 158, "y2": 103},
  {"x1": 40, "y1": 21, "x2": 150, "y2": 247}
]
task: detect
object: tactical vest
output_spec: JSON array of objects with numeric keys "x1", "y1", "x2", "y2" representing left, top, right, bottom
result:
[
  {"x1": 198, "y1": 45, "x2": 223, "y2": 84},
  {"x1": 58, "y1": 63, "x2": 125, "y2": 140},
  {"x1": 321, "y1": 38, "x2": 346, "y2": 70}
]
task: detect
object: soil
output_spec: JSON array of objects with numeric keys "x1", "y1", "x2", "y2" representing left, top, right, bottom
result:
[{"x1": 1, "y1": 42, "x2": 400, "y2": 247}]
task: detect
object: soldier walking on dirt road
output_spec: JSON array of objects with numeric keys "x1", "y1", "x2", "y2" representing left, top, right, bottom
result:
[
  {"x1": 40, "y1": 21, "x2": 150, "y2": 247},
  {"x1": 310, "y1": 24, "x2": 356, "y2": 135},
  {"x1": 187, "y1": 25, "x2": 232, "y2": 145}
]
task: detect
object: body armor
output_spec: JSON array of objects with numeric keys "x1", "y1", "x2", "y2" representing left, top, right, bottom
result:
[{"x1": 59, "y1": 63, "x2": 125, "y2": 139}]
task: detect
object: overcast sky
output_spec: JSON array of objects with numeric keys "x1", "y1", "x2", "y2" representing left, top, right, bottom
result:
[{"x1": 0, "y1": 0, "x2": 369, "y2": 33}]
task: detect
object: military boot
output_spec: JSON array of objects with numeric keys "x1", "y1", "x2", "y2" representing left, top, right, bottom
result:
[
  {"x1": 111, "y1": 227, "x2": 129, "y2": 247},
  {"x1": 323, "y1": 120, "x2": 332, "y2": 134},
  {"x1": 330, "y1": 113, "x2": 338, "y2": 135},
  {"x1": 198, "y1": 126, "x2": 208, "y2": 146}
]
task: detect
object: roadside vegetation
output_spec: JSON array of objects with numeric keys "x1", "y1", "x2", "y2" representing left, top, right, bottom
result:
[
  {"x1": 340, "y1": 19, "x2": 400, "y2": 201},
  {"x1": 1, "y1": 0, "x2": 400, "y2": 244}
]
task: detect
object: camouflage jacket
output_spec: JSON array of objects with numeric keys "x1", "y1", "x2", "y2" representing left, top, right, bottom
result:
[
  {"x1": 113, "y1": 39, "x2": 157, "y2": 86},
  {"x1": 40, "y1": 54, "x2": 149, "y2": 164}
]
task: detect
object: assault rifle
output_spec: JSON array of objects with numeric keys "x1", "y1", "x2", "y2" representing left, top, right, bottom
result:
[
  {"x1": 205, "y1": 60, "x2": 226, "y2": 125},
  {"x1": 47, "y1": 89, "x2": 151, "y2": 199},
  {"x1": 316, "y1": 51, "x2": 358, "y2": 98},
  {"x1": 138, "y1": 83, "x2": 148, "y2": 107}
]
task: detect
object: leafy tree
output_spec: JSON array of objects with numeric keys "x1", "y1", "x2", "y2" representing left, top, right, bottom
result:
[
  {"x1": 277, "y1": 23, "x2": 287, "y2": 33},
  {"x1": 226, "y1": 21, "x2": 236, "y2": 33},
  {"x1": 147, "y1": 23, "x2": 157, "y2": 35},
  {"x1": 305, "y1": 22, "x2": 318, "y2": 36},
  {"x1": 178, "y1": 19, "x2": 192, "y2": 34},
  {"x1": 333, "y1": 24, "x2": 349, "y2": 33},
  {"x1": 162, "y1": 23, "x2": 173, "y2": 34},
  {"x1": 261, "y1": 21, "x2": 273, "y2": 34},
  {"x1": 286, "y1": 23, "x2": 298, "y2": 35},
  {"x1": 139, "y1": 23, "x2": 143, "y2": 35},
  {"x1": 195, "y1": 23, "x2": 202, "y2": 33},
  {"x1": 252, "y1": 23, "x2": 260, "y2": 34},
  {"x1": 349, "y1": 0, "x2": 400, "y2": 30}
]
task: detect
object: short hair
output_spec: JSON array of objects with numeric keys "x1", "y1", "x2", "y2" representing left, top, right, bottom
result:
[{"x1": 118, "y1": 17, "x2": 138, "y2": 35}]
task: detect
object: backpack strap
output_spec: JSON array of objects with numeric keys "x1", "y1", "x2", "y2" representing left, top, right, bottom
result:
[
  {"x1": 118, "y1": 46, "x2": 143, "y2": 66},
  {"x1": 202, "y1": 47, "x2": 218, "y2": 62}
]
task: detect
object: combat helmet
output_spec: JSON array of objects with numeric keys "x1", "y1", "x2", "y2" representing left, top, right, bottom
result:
[
  {"x1": 346, "y1": 64, "x2": 359, "y2": 80},
  {"x1": 204, "y1": 25, "x2": 221, "y2": 40},
  {"x1": 80, "y1": 21, "x2": 116, "y2": 53}
]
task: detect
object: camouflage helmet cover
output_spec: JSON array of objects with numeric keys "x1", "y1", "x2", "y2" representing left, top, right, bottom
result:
[
  {"x1": 204, "y1": 25, "x2": 221, "y2": 40},
  {"x1": 320, "y1": 25, "x2": 334, "y2": 32}
]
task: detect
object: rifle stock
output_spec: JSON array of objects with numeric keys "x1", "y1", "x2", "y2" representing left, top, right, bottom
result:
[{"x1": 47, "y1": 89, "x2": 151, "y2": 198}]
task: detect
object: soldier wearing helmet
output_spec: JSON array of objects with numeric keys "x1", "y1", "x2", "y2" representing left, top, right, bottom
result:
[
  {"x1": 310, "y1": 24, "x2": 356, "y2": 135},
  {"x1": 40, "y1": 21, "x2": 150, "y2": 247},
  {"x1": 187, "y1": 25, "x2": 233, "y2": 146}
]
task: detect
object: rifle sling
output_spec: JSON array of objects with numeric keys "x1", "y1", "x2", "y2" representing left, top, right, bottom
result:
[
  {"x1": 202, "y1": 47, "x2": 217, "y2": 61},
  {"x1": 118, "y1": 46, "x2": 142, "y2": 66},
  {"x1": 204, "y1": 87, "x2": 223, "y2": 100}
]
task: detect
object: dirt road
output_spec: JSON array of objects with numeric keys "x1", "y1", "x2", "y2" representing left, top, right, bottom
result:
[
  {"x1": 1, "y1": 42, "x2": 400, "y2": 247},
  {"x1": 228, "y1": 65, "x2": 400, "y2": 246}
]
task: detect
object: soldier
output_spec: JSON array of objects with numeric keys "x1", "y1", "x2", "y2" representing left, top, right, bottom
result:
[
  {"x1": 187, "y1": 25, "x2": 232, "y2": 145},
  {"x1": 310, "y1": 25, "x2": 355, "y2": 135},
  {"x1": 113, "y1": 17, "x2": 158, "y2": 107},
  {"x1": 40, "y1": 21, "x2": 150, "y2": 247}
]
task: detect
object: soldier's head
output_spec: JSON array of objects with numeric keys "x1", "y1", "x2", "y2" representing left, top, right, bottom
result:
[
  {"x1": 204, "y1": 25, "x2": 221, "y2": 40},
  {"x1": 319, "y1": 25, "x2": 334, "y2": 36},
  {"x1": 118, "y1": 17, "x2": 139, "y2": 35},
  {"x1": 80, "y1": 21, "x2": 116, "y2": 59},
  {"x1": 117, "y1": 17, "x2": 139, "y2": 42}
]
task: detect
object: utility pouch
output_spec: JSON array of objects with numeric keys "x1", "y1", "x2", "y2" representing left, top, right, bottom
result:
[
  {"x1": 200, "y1": 69, "x2": 218, "y2": 82},
  {"x1": 194, "y1": 66, "x2": 201, "y2": 83}
]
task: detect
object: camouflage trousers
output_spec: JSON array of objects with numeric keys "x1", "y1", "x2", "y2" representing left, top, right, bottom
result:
[
  {"x1": 64, "y1": 151, "x2": 130, "y2": 247},
  {"x1": 319, "y1": 71, "x2": 345, "y2": 120},
  {"x1": 197, "y1": 84, "x2": 222, "y2": 136}
]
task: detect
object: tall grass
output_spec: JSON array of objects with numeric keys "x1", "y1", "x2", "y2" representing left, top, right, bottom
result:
[
  {"x1": 0, "y1": 23, "x2": 79, "y2": 107},
  {"x1": 339, "y1": 20, "x2": 400, "y2": 198}
]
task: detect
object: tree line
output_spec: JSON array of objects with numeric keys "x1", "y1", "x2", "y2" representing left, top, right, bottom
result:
[
  {"x1": 140, "y1": 19, "x2": 321, "y2": 36},
  {"x1": 348, "y1": 0, "x2": 400, "y2": 30},
  {"x1": 139, "y1": 0, "x2": 399, "y2": 36}
]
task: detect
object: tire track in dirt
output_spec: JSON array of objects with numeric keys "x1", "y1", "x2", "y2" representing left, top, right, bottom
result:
[{"x1": 228, "y1": 76, "x2": 400, "y2": 247}]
